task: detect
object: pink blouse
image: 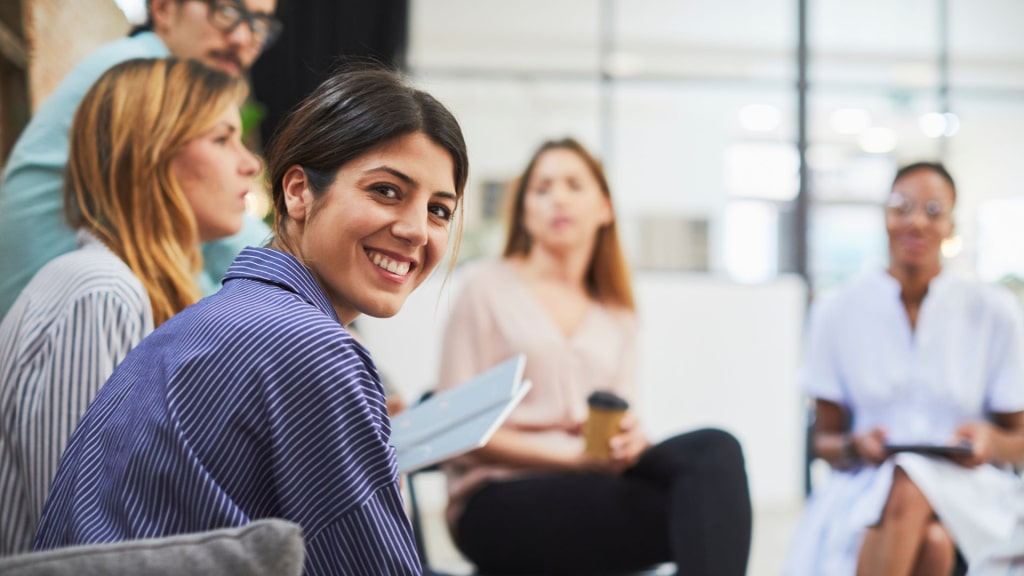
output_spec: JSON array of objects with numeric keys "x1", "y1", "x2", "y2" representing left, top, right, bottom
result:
[{"x1": 437, "y1": 259, "x2": 638, "y2": 529}]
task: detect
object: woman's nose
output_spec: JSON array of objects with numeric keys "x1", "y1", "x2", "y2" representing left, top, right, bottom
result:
[{"x1": 391, "y1": 204, "x2": 428, "y2": 246}]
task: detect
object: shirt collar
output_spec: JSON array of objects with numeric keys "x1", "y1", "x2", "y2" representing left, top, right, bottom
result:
[
  {"x1": 75, "y1": 228, "x2": 103, "y2": 250},
  {"x1": 223, "y1": 247, "x2": 340, "y2": 323},
  {"x1": 134, "y1": 31, "x2": 172, "y2": 57},
  {"x1": 877, "y1": 267, "x2": 952, "y2": 300}
]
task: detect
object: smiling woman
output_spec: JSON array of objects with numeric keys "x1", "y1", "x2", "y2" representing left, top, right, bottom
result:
[
  {"x1": 32, "y1": 66, "x2": 469, "y2": 576},
  {"x1": 786, "y1": 162, "x2": 1024, "y2": 576},
  {"x1": 263, "y1": 66, "x2": 468, "y2": 324},
  {"x1": 272, "y1": 132, "x2": 459, "y2": 323}
]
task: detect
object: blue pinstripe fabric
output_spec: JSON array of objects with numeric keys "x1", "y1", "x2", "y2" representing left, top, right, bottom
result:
[
  {"x1": 32, "y1": 247, "x2": 421, "y2": 575},
  {"x1": 0, "y1": 231, "x2": 153, "y2": 556}
]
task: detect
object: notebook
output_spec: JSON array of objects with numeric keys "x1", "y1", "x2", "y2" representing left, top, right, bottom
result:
[{"x1": 390, "y1": 354, "x2": 531, "y2": 474}]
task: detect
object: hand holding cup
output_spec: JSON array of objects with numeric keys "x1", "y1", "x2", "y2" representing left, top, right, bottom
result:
[{"x1": 583, "y1": 391, "x2": 630, "y2": 460}]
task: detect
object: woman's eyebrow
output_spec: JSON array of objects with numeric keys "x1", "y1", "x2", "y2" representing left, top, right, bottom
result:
[
  {"x1": 364, "y1": 166, "x2": 457, "y2": 199},
  {"x1": 363, "y1": 166, "x2": 415, "y2": 186}
]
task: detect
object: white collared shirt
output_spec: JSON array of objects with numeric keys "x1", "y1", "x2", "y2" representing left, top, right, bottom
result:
[{"x1": 802, "y1": 268, "x2": 1024, "y2": 443}]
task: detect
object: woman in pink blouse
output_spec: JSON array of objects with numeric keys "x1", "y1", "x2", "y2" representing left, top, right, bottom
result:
[{"x1": 438, "y1": 138, "x2": 752, "y2": 575}]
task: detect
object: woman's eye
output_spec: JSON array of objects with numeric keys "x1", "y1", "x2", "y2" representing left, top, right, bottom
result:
[
  {"x1": 214, "y1": 135, "x2": 230, "y2": 145},
  {"x1": 373, "y1": 185, "x2": 399, "y2": 199},
  {"x1": 429, "y1": 204, "x2": 453, "y2": 221}
]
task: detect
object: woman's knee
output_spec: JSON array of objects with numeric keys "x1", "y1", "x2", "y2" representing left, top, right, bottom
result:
[
  {"x1": 654, "y1": 428, "x2": 746, "y2": 479},
  {"x1": 642, "y1": 428, "x2": 749, "y2": 486},
  {"x1": 913, "y1": 522, "x2": 956, "y2": 576},
  {"x1": 922, "y1": 522, "x2": 954, "y2": 557},
  {"x1": 691, "y1": 428, "x2": 745, "y2": 467},
  {"x1": 880, "y1": 467, "x2": 932, "y2": 524}
]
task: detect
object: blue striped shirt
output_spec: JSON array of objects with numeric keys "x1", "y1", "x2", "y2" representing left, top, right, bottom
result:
[
  {"x1": 0, "y1": 230, "x2": 153, "y2": 556},
  {"x1": 33, "y1": 247, "x2": 421, "y2": 575}
]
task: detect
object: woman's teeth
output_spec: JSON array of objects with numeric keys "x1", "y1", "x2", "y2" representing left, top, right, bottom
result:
[{"x1": 369, "y1": 251, "x2": 410, "y2": 276}]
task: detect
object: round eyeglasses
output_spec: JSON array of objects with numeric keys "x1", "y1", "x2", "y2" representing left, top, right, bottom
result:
[{"x1": 885, "y1": 193, "x2": 950, "y2": 221}]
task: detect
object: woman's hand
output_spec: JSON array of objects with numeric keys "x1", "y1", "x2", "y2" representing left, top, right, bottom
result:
[
  {"x1": 949, "y1": 421, "x2": 994, "y2": 468},
  {"x1": 572, "y1": 412, "x2": 649, "y2": 475},
  {"x1": 851, "y1": 427, "x2": 888, "y2": 466},
  {"x1": 607, "y1": 413, "x2": 649, "y2": 473}
]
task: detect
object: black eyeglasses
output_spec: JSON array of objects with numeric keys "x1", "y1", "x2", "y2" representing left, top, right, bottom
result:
[{"x1": 197, "y1": 0, "x2": 283, "y2": 49}]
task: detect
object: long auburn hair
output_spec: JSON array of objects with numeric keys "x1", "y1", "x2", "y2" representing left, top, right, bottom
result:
[
  {"x1": 64, "y1": 58, "x2": 247, "y2": 326},
  {"x1": 503, "y1": 138, "x2": 635, "y2": 311}
]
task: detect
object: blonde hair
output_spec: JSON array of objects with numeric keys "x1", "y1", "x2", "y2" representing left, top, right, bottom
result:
[
  {"x1": 65, "y1": 57, "x2": 247, "y2": 326},
  {"x1": 503, "y1": 138, "x2": 635, "y2": 311}
]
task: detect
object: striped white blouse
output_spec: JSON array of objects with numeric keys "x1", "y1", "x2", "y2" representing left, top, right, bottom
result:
[
  {"x1": 0, "y1": 230, "x2": 153, "y2": 555},
  {"x1": 33, "y1": 247, "x2": 421, "y2": 575}
]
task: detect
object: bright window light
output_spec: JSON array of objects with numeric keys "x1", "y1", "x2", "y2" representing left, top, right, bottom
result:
[
  {"x1": 918, "y1": 112, "x2": 961, "y2": 138},
  {"x1": 113, "y1": 0, "x2": 147, "y2": 25},
  {"x1": 941, "y1": 235, "x2": 963, "y2": 259},
  {"x1": 919, "y1": 112, "x2": 947, "y2": 138},
  {"x1": 978, "y1": 198, "x2": 1024, "y2": 282},
  {"x1": 942, "y1": 113, "x2": 960, "y2": 137},
  {"x1": 858, "y1": 126, "x2": 898, "y2": 154},
  {"x1": 724, "y1": 142, "x2": 799, "y2": 201},
  {"x1": 723, "y1": 201, "x2": 778, "y2": 283},
  {"x1": 738, "y1": 104, "x2": 781, "y2": 132},
  {"x1": 810, "y1": 205, "x2": 888, "y2": 292},
  {"x1": 829, "y1": 108, "x2": 871, "y2": 135}
]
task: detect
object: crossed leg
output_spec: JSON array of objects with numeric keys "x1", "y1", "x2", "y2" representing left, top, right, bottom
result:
[{"x1": 856, "y1": 467, "x2": 955, "y2": 576}]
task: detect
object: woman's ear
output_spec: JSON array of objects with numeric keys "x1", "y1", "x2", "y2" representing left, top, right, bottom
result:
[
  {"x1": 599, "y1": 194, "x2": 614, "y2": 227},
  {"x1": 149, "y1": 0, "x2": 176, "y2": 31},
  {"x1": 281, "y1": 165, "x2": 312, "y2": 223}
]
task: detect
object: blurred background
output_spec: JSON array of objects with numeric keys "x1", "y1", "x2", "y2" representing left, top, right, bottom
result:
[{"x1": 2, "y1": 1, "x2": 1022, "y2": 573}]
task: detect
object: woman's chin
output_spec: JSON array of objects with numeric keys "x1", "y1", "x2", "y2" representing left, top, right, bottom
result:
[{"x1": 359, "y1": 299, "x2": 405, "y2": 319}]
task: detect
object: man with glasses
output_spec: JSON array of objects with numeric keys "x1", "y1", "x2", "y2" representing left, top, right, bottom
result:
[
  {"x1": 0, "y1": 0, "x2": 281, "y2": 319},
  {"x1": 148, "y1": 0, "x2": 281, "y2": 76}
]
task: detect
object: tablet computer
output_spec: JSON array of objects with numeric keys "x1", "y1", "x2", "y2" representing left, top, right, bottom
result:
[
  {"x1": 884, "y1": 442, "x2": 974, "y2": 457},
  {"x1": 391, "y1": 354, "x2": 530, "y2": 473}
]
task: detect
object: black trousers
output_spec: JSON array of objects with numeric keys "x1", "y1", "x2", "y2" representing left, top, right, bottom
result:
[{"x1": 456, "y1": 428, "x2": 753, "y2": 576}]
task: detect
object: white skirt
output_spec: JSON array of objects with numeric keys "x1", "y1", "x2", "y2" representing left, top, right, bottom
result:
[{"x1": 783, "y1": 453, "x2": 1022, "y2": 576}]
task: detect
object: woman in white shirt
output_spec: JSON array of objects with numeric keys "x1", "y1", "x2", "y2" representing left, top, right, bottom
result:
[
  {"x1": 785, "y1": 162, "x2": 1024, "y2": 576},
  {"x1": 0, "y1": 57, "x2": 259, "y2": 555}
]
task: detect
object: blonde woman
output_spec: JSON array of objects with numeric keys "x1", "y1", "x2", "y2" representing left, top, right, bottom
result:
[
  {"x1": 437, "y1": 138, "x2": 752, "y2": 575},
  {"x1": 0, "y1": 57, "x2": 259, "y2": 555}
]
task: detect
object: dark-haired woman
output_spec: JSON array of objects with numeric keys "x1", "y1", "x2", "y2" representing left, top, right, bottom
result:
[
  {"x1": 784, "y1": 162, "x2": 1024, "y2": 576},
  {"x1": 34, "y1": 66, "x2": 469, "y2": 576}
]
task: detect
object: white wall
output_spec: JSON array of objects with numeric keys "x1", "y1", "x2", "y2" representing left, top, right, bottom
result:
[{"x1": 358, "y1": 266, "x2": 808, "y2": 508}]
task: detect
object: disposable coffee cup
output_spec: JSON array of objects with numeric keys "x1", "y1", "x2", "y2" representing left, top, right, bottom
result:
[{"x1": 583, "y1": 391, "x2": 630, "y2": 459}]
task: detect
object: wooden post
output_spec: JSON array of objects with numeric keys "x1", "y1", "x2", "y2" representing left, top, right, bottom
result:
[
  {"x1": 0, "y1": 1, "x2": 28, "y2": 172},
  {"x1": 22, "y1": 0, "x2": 128, "y2": 111}
]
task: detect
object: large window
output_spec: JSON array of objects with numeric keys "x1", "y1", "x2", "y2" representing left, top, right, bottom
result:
[
  {"x1": 806, "y1": 0, "x2": 1024, "y2": 291},
  {"x1": 408, "y1": 0, "x2": 1024, "y2": 292},
  {"x1": 408, "y1": 0, "x2": 797, "y2": 279}
]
